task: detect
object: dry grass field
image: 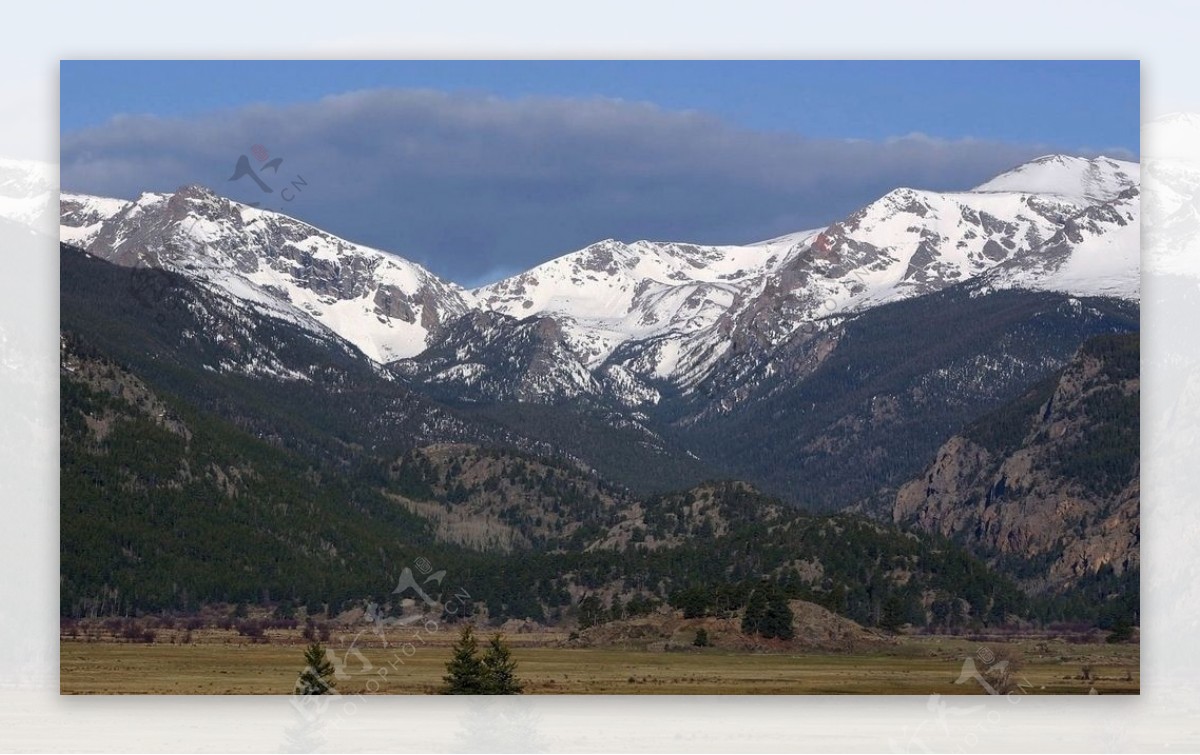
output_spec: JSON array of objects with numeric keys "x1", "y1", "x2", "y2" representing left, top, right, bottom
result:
[{"x1": 60, "y1": 626, "x2": 1139, "y2": 695}]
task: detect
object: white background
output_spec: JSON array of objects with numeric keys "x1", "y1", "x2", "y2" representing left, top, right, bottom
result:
[{"x1": 2, "y1": 1, "x2": 1198, "y2": 751}]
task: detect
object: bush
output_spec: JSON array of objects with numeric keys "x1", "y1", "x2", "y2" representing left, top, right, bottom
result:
[
  {"x1": 1107, "y1": 619, "x2": 1134, "y2": 644},
  {"x1": 236, "y1": 620, "x2": 266, "y2": 641}
]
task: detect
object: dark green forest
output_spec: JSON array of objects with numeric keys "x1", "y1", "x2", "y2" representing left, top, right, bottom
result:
[{"x1": 59, "y1": 245, "x2": 1140, "y2": 634}]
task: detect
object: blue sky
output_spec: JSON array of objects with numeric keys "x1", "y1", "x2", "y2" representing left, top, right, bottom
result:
[
  {"x1": 61, "y1": 61, "x2": 1139, "y2": 151},
  {"x1": 60, "y1": 61, "x2": 1140, "y2": 285}
]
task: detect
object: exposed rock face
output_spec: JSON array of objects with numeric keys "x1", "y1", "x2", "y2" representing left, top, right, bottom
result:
[{"x1": 893, "y1": 333, "x2": 1139, "y2": 594}]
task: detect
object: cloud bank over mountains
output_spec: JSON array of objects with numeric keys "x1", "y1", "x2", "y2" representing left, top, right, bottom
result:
[{"x1": 61, "y1": 89, "x2": 1131, "y2": 285}]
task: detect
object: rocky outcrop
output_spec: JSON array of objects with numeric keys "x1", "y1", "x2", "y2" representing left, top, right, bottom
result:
[{"x1": 893, "y1": 333, "x2": 1139, "y2": 594}]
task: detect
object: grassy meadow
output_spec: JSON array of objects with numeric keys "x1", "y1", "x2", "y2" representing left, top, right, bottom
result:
[{"x1": 60, "y1": 627, "x2": 1138, "y2": 695}]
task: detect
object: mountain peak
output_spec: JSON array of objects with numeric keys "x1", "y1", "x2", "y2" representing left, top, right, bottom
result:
[
  {"x1": 61, "y1": 185, "x2": 476, "y2": 363},
  {"x1": 171, "y1": 183, "x2": 222, "y2": 201},
  {"x1": 972, "y1": 154, "x2": 1139, "y2": 203}
]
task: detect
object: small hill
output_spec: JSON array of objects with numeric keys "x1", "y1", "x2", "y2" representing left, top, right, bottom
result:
[{"x1": 572, "y1": 601, "x2": 893, "y2": 653}]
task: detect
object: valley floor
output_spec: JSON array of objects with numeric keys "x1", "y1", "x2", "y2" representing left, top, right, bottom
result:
[{"x1": 60, "y1": 631, "x2": 1138, "y2": 695}]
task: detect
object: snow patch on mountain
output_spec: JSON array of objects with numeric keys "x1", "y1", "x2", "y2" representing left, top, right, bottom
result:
[{"x1": 982, "y1": 188, "x2": 1141, "y2": 299}]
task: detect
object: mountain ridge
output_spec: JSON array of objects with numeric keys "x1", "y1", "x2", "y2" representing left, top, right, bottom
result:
[{"x1": 61, "y1": 155, "x2": 1140, "y2": 390}]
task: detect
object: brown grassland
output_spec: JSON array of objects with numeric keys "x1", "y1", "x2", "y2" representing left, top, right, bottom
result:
[{"x1": 60, "y1": 626, "x2": 1139, "y2": 695}]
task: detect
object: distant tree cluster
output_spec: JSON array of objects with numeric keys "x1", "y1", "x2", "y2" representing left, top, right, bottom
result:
[{"x1": 741, "y1": 582, "x2": 795, "y2": 640}]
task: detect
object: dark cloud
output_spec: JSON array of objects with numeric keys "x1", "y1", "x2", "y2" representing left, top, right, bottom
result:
[{"x1": 60, "y1": 89, "x2": 1127, "y2": 287}]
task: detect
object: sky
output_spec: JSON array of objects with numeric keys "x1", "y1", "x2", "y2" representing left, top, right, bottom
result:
[{"x1": 60, "y1": 61, "x2": 1140, "y2": 286}]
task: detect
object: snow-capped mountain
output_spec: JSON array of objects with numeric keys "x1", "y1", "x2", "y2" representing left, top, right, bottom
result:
[
  {"x1": 60, "y1": 154, "x2": 1140, "y2": 408},
  {"x1": 1142, "y1": 114, "x2": 1200, "y2": 279},
  {"x1": 736, "y1": 156, "x2": 1138, "y2": 330},
  {"x1": 972, "y1": 154, "x2": 1138, "y2": 203},
  {"x1": 980, "y1": 185, "x2": 1139, "y2": 299},
  {"x1": 474, "y1": 234, "x2": 814, "y2": 367},
  {"x1": 60, "y1": 185, "x2": 476, "y2": 363},
  {"x1": 0, "y1": 158, "x2": 56, "y2": 232},
  {"x1": 391, "y1": 309, "x2": 605, "y2": 403},
  {"x1": 470, "y1": 155, "x2": 1139, "y2": 403}
]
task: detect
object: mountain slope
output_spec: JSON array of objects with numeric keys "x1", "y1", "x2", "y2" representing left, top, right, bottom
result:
[
  {"x1": 672, "y1": 283, "x2": 1138, "y2": 510},
  {"x1": 60, "y1": 243, "x2": 713, "y2": 492},
  {"x1": 60, "y1": 243, "x2": 548, "y2": 468},
  {"x1": 61, "y1": 345, "x2": 1029, "y2": 633},
  {"x1": 60, "y1": 332, "x2": 446, "y2": 615},
  {"x1": 892, "y1": 333, "x2": 1139, "y2": 601},
  {"x1": 474, "y1": 234, "x2": 811, "y2": 369},
  {"x1": 61, "y1": 186, "x2": 475, "y2": 362},
  {"x1": 391, "y1": 309, "x2": 605, "y2": 403}
]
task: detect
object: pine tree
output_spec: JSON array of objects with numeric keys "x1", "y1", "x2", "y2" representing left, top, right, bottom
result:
[
  {"x1": 442, "y1": 625, "x2": 486, "y2": 694},
  {"x1": 763, "y1": 596, "x2": 795, "y2": 640},
  {"x1": 879, "y1": 594, "x2": 906, "y2": 633},
  {"x1": 481, "y1": 634, "x2": 524, "y2": 694},
  {"x1": 577, "y1": 595, "x2": 604, "y2": 629},
  {"x1": 295, "y1": 642, "x2": 335, "y2": 695},
  {"x1": 741, "y1": 585, "x2": 768, "y2": 636},
  {"x1": 693, "y1": 627, "x2": 710, "y2": 647},
  {"x1": 742, "y1": 582, "x2": 795, "y2": 640}
]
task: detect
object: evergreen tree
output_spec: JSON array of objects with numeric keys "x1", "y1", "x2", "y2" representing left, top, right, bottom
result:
[
  {"x1": 693, "y1": 627, "x2": 710, "y2": 647},
  {"x1": 762, "y1": 595, "x2": 795, "y2": 640},
  {"x1": 577, "y1": 595, "x2": 604, "y2": 629},
  {"x1": 879, "y1": 594, "x2": 907, "y2": 633},
  {"x1": 741, "y1": 582, "x2": 794, "y2": 640},
  {"x1": 442, "y1": 625, "x2": 486, "y2": 694},
  {"x1": 481, "y1": 634, "x2": 524, "y2": 694},
  {"x1": 741, "y1": 585, "x2": 768, "y2": 636},
  {"x1": 294, "y1": 642, "x2": 335, "y2": 695},
  {"x1": 670, "y1": 586, "x2": 711, "y2": 619}
]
